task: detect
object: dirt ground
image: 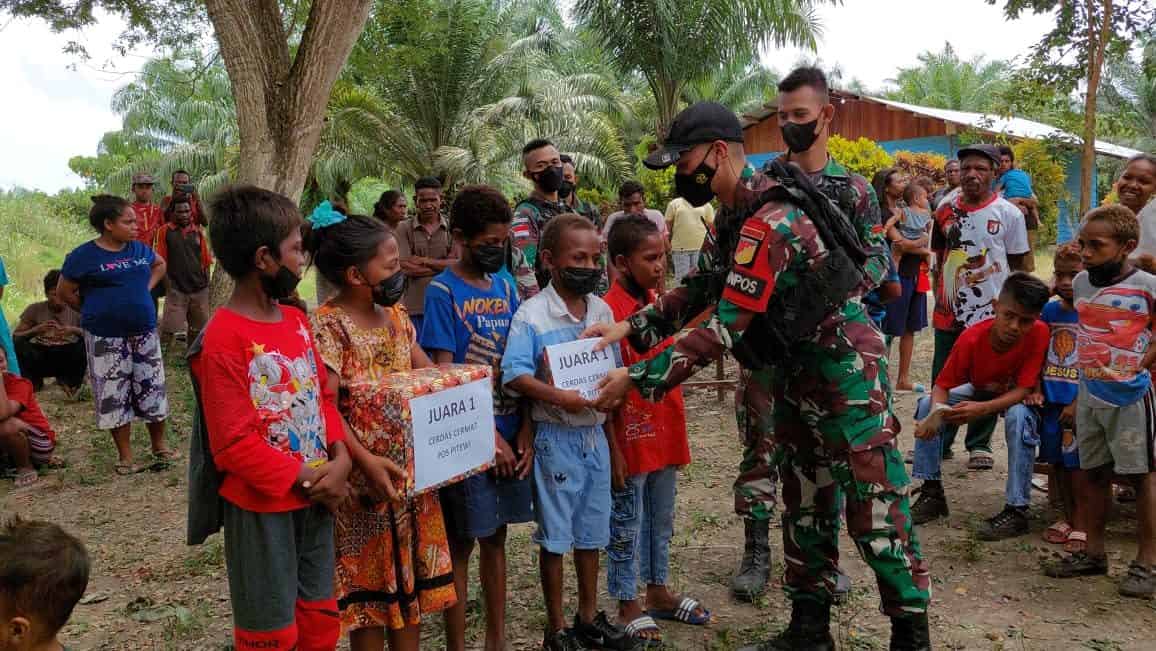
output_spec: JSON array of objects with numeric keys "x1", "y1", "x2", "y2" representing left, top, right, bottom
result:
[{"x1": 4, "y1": 327, "x2": 1156, "y2": 650}]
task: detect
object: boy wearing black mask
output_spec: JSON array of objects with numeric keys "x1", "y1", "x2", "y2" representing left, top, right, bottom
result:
[
  {"x1": 513, "y1": 139, "x2": 571, "y2": 289},
  {"x1": 421, "y1": 186, "x2": 534, "y2": 651}
]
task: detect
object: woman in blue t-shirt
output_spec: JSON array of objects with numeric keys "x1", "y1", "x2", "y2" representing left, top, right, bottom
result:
[{"x1": 59, "y1": 195, "x2": 174, "y2": 475}]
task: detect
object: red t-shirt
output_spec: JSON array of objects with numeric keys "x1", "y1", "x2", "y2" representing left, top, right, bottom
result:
[
  {"x1": 3, "y1": 373, "x2": 55, "y2": 444},
  {"x1": 132, "y1": 202, "x2": 165, "y2": 248},
  {"x1": 190, "y1": 305, "x2": 345, "y2": 513},
  {"x1": 936, "y1": 317, "x2": 1049, "y2": 394},
  {"x1": 604, "y1": 281, "x2": 690, "y2": 475}
]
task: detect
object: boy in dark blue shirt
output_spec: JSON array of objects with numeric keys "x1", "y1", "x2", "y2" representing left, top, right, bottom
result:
[{"x1": 421, "y1": 185, "x2": 532, "y2": 651}]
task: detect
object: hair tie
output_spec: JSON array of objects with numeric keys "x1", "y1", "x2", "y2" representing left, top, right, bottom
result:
[{"x1": 309, "y1": 200, "x2": 347, "y2": 229}]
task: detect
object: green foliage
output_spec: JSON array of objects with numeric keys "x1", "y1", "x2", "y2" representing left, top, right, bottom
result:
[
  {"x1": 0, "y1": 190, "x2": 91, "y2": 315},
  {"x1": 884, "y1": 43, "x2": 1011, "y2": 112},
  {"x1": 827, "y1": 135, "x2": 893, "y2": 181},
  {"x1": 573, "y1": 0, "x2": 821, "y2": 139},
  {"x1": 576, "y1": 187, "x2": 616, "y2": 216},
  {"x1": 1013, "y1": 139, "x2": 1069, "y2": 245},
  {"x1": 633, "y1": 136, "x2": 675, "y2": 209},
  {"x1": 892, "y1": 151, "x2": 948, "y2": 187}
]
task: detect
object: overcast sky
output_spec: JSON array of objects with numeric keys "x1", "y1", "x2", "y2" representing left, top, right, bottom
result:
[{"x1": 1, "y1": 0, "x2": 1058, "y2": 193}]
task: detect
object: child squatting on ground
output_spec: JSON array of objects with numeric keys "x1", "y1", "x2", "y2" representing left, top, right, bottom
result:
[
  {"x1": 0, "y1": 348, "x2": 59, "y2": 491},
  {"x1": 602, "y1": 214, "x2": 711, "y2": 645},
  {"x1": 500, "y1": 213, "x2": 631, "y2": 651},
  {"x1": 419, "y1": 186, "x2": 532, "y2": 651},
  {"x1": 0, "y1": 517, "x2": 90, "y2": 651},
  {"x1": 187, "y1": 186, "x2": 352, "y2": 650},
  {"x1": 1043, "y1": 204, "x2": 1156, "y2": 600},
  {"x1": 305, "y1": 202, "x2": 457, "y2": 651},
  {"x1": 909, "y1": 272, "x2": 1051, "y2": 529}
]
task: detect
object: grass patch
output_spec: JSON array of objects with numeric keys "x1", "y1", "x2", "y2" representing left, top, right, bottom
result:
[{"x1": 0, "y1": 190, "x2": 90, "y2": 315}]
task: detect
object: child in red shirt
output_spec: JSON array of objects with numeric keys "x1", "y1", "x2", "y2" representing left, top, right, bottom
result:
[
  {"x1": 186, "y1": 186, "x2": 351, "y2": 651},
  {"x1": 0, "y1": 348, "x2": 58, "y2": 490},
  {"x1": 602, "y1": 215, "x2": 706, "y2": 645},
  {"x1": 909, "y1": 272, "x2": 1051, "y2": 532}
]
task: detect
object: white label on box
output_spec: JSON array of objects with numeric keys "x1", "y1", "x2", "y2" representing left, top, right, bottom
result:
[
  {"x1": 546, "y1": 337, "x2": 619, "y2": 401},
  {"x1": 409, "y1": 377, "x2": 496, "y2": 494}
]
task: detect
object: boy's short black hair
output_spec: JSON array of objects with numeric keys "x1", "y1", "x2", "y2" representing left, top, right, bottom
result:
[
  {"x1": 208, "y1": 185, "x2": 303, "y2": 278},
  {"x1": 618, "y1": 180, "x2": 645, "y2": 201},
  {"x1": 540, "y1": 212, "x2": 596, "y2": 258},
  {"x1": 522, "y1": 138, "x2": 555, "y2": 157},
  {"x1": 303, "y1": 213, "x2": 393, "y2": 286},
  {"x1": 414, "y1": 176, "x2": 443, "y2": 192},
  {"x1": 0, "y1": 516, "x2": 89, "y2": 640},
  {"x1": 43, "y1": 269, "x2": 61, "y2": 294},
  {"x1": 777, "y1": 66, "x2": 830, "y2": 102},
  {"x1": 1082, "y1": 204, "x2": 1140, "y2": 244},
  {"x1": 998, "y1": 145, "x2": 1015, "y2": 163},
  {"x1": 607, "y1": 214, "x2": 660, "y2": 261},
  {"x1": 451, "y1": 185, "x2": 512, "y2": 239},
  {"x1": 999, "y1": 271, "x2": 1050, "y2": 314},
  {"x1": 88, "y1": 194, "x2": 129, "y2": 233}
]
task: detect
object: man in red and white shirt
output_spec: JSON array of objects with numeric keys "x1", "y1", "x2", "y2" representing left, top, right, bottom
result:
[{"x1": 130, "y1": 173, "x2": 165, "y2": 249}]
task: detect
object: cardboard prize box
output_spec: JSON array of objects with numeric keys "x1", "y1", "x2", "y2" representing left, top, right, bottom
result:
[{"x1": 374, "y1": 364, "x2": 496, "y2": 497}]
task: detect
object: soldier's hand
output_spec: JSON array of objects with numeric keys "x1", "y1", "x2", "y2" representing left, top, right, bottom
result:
[
  {"x1": 592, "y1": 368, "x2": 631, "y2": 411},
  {"x1": 582, "y1": 320, "x2": 632, "y2": 352}
]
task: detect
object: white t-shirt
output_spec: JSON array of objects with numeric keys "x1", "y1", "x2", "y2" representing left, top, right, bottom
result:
[
  {"x1": 1132, "y1": 201, "x2": 1156, "y2": 260},
  {"x1": 932, "y1": 193, "x2": 1031, "y2": 330}
]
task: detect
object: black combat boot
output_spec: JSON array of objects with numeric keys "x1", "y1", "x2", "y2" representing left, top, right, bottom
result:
[
  {"x1": 890, "y1": 613, "x2": 931, "y2": 650},
  {"x1": 737, "y1": 600, "x2": 834, "y2": 651},
  {"x1": 731, "y1": 518, "x2": 771, "y2": 601}
]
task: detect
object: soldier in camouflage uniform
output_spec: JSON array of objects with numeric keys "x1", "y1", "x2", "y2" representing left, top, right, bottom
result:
[
  {"x1": 588, "y1": 101, "x2": 930, "y2": 650},
  {"x1": 512, "y1": 139, "x2": 573, "y2": 293},
  {"x1": 730, "y1": 68, "x2": 888, "y2": 603}
]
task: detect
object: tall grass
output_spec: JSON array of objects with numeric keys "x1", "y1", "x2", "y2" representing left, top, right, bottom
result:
[{"x1": 0, "y1": 190, "x2": 91, "y2": 316}]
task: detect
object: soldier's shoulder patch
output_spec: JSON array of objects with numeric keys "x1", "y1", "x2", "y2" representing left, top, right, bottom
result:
[{"x1": 734, "y1": 220, "x2": 770, "y2": 267}]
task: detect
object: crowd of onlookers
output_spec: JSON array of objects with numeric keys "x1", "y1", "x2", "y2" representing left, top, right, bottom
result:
[{"x1": 2, "y1": 119, "x2": 1156, "y2": 651}]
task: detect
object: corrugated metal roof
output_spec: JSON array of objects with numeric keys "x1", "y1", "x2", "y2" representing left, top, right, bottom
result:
[{"x1": 741, "y1": 92, "x2": 1143, "y2": 160}]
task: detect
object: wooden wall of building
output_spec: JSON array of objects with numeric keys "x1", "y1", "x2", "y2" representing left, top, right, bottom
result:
[{"x1": 743, "y1": 98, "x2": 955, "y2": 154}]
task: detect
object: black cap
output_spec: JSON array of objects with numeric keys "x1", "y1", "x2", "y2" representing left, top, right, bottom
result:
[
  {"x1": 957, "y1": 144, "x2": 1001, "y2": 167},
  {"x1": 644, "y1": 101, "x2": 745, "y2": 170}
]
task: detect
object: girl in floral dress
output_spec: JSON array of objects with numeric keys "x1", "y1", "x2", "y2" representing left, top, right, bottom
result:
[{"x1": 304, "y1": 203, "x2": 455, "y2": 651}]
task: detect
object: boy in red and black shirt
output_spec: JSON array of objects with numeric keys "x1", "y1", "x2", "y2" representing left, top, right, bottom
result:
[
  {"x1": 187, "y1": 186, "x2": 350, "y2": 651},
  {"x1": 603, "y1": 215, "x2": 708, "y2": 644},
  {"x1": 909, "y1": 272, "x2": 1050, "y2": 533}
]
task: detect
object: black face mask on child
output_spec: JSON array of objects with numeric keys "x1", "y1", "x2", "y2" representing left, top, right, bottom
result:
[
  {"x1": 1086, "y1": 259, "x2": 1125, "y2": 287},
  {"x1": 557, "y1": 267, "x2": 601, "y2": 295},
  {"x1": 372, "y1": 272, "x2": 407, "y2": 307},
  {"x1": 472, "y1": 244, "x2": 506, "y2": 274},
  {"x1": 260, "y1": 265, "x2": 302, "y2": 300}
]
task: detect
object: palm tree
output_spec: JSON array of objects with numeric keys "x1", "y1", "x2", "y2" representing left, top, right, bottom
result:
[
  {"x1": 681, "y1": 60, "x2": 779, "y2": 117},
  {"x1": 884, "y1": 43, "x2": 1012, "y2": 112},
  {"x1": 572, "y1": 0, "x2": 823, "y2": 141},
  {"x1": 1099, "y1": 36, "x2": 1156, "y2": 151}
]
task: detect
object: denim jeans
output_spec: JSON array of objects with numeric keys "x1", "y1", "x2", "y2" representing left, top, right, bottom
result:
[
  {"x1": 606, "y1": 465, "x2": 678, "y2": 601},
  {"x1": 1002, "y1": 404, "x2": 1039, "y2": 507},
  {"x1": 912, "y1": 384, "x2": 999, "y2": 481},
  {"x1": 932, "y1": 329, "x2": 997, "y2": 454},
  {"x1": 671, "y1": 250, "x2": 699, "y2": 283}
]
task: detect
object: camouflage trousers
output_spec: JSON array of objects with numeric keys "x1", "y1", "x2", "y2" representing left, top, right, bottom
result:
[
  {"x1": 771, "y1": 347, "x2": 931, "y2": 617},
  {"x1": 733, "y1": 368, "x2": 778, "y2": 521}
]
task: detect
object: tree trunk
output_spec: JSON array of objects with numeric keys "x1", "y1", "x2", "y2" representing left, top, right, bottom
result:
[
  {"x1": 1079, "y1": 0, "x2": 1114, "y2": 215},
  {"x1": 203, "y1": 0, "x2": 373, "y2": 308}
]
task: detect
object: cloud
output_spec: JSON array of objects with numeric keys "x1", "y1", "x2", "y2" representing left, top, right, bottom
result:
[{"x1": 0, "y1": 15, "x2": 151, "y2": 192}]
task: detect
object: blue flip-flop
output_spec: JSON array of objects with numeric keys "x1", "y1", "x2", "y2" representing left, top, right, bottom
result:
[{"x1": 647, "y1": 596, "x2": 711, "y2": 626}]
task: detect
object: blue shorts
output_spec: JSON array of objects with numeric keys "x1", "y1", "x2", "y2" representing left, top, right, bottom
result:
[
  {"x1": 882, "y1": 276, "x2": 928, "y2": 337},
  {"x1": 440, "y1": 466, "x2": 533, "y2": 540},
  {"x1": 532, "y1": 422, "x2": 611, "y2": 554},
  {"x1": 1037, "y1": 403, "x2": 1080, "y2": 469}
]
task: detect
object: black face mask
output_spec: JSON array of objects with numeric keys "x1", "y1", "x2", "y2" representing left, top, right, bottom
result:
[
  {"x1": 1087, "y1": 260, "x2": 1126, "y2": 287},
  {"x1": 781, "y1": 118, "x2": 821, "y2": 153},
  {"x1": 472, "y1": 244, "x2": 506, "y2": 274},
  {"x1": 557, "y1": 267, "x2": 601, "y2": 295},
  {"x1": 533, "y1": 165, "x2": 565, "y2": 194},
  {"x1": 674, "y1": 158, "x2": 717, "y2": 207},
  {"x1": 372, "y1": 272, "x2": 407, "y2": 307},
  {"x1": 260, "y1": 265, "x2": 301, "y2": 301},
  {"x1": 558, "y1": 180, "x2": 575, "y2": 199}
]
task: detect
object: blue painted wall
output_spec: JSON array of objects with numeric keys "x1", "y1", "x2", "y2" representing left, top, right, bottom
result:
[{"x1": 745, "y1": 134, "x2": 1090, "y2": 245}]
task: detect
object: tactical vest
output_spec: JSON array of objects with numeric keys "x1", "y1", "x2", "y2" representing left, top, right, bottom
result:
[{"x1": 717, "y1": 159, "x2": 869, "y2": 369}]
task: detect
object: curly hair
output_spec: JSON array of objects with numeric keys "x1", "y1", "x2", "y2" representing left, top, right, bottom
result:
[
  {"x1": 1053, "y1": 241, "x2": 1083, "y2": 268},
  {"x1": 1081, "y1": 204, "x2": 1139, "y2": 244}
]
